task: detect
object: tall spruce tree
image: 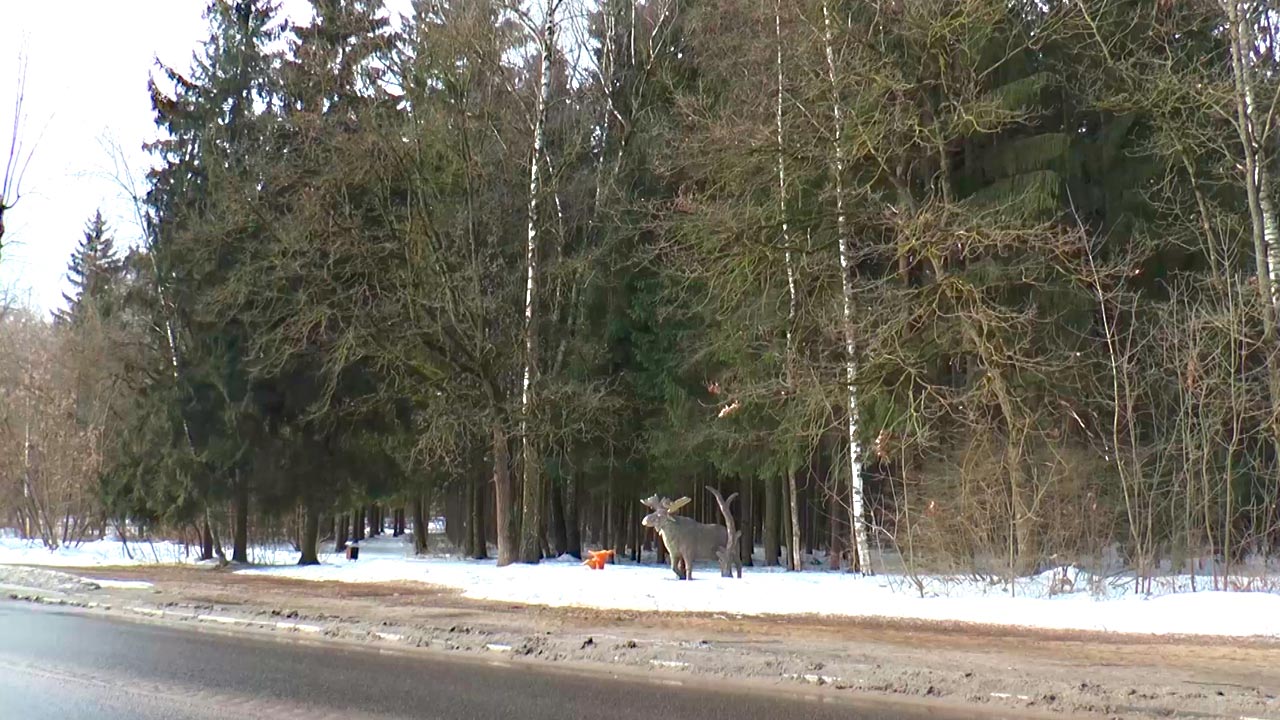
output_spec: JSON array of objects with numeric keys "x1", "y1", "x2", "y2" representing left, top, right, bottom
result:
[
  {"x1": 125, "y1": 0, "x2": 284, "y2": 563},
  {"x1": 209, "y1": 0, "x2": 399, "y2": 564},
  {"x1": 57, "y1": 210, "x2": 124, "y2": 325}
]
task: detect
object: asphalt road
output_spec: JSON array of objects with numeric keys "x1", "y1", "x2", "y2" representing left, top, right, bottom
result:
[{"x1": 0, "y1": 600, "x2": 970, "y2": 720}]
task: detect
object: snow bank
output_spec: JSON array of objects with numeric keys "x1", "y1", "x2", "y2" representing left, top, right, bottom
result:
[
  {"x1": 4, "y1": 534, "x2": 1279, "y2": 638},
  {"x1": 0, "y1": 537, "x2": 299, "y2": 567},
  {"x1": 240, "y1": 536, "x2": 1280, "y2": 639}
]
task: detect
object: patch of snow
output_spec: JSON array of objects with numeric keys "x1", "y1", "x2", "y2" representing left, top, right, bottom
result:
[
  {"x1": 276, "y1": 622, "x2": 322, "y2": 633},
  {"x1": 127, "y1": 606, "x2": 165, "y2": 617},
  {"x1": 81, "y1": 578, "x2": 154, "y2": 590},
  {"x1": 785, "y1": 673, "x2": 842, "y2": 685},
  {"x1": 231, "y1": 537, "x2": 1280, "y2": 639},
  {"x1": 197, "y1": 614, "x2": 244, "y2": 625},
  {"x1": 0, "y1": 536, "x2": 303, "y2": 568},
  {"x1": 7, "y1": 534, "x2": 1280, "y2": 638}
]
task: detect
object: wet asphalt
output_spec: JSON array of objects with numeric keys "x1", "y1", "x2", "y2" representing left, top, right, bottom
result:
[{"x1": 0, "y1": 599, "x2": 986, "y2": 720}]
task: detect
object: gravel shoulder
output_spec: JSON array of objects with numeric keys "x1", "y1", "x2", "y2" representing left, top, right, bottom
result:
[{"x1": 3, "y1": 563, "x2": 1278, "y2": 720}]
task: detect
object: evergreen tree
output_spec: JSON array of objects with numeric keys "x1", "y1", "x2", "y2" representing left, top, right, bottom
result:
[
  {"x1": 113, "y1": 0, "x2": 285, "y2": 563},
  {"x1": 209, "y1": 0, "x2": 400, "y2": 564},
  {"x1": 57, "y1": 210, "x2": 124, "y2": 325}
]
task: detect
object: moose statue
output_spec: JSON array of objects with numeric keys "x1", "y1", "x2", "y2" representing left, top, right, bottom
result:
[{"x1": 641, "y1": 487, "x2": 741, "y2": 580}]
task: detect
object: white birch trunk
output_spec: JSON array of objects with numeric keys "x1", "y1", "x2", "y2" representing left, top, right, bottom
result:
[
  {"x1": 1241, "y1": 5, "x2": 1280, "y2": 308},
  {"x1": 1243, "y1": 1, "x2": 1280, "y2": 306},
  {"x1": 1225, "y1": 0, "x2": 1279, "y2": 322},
  {"x1": 1261, "y1": 171, "x2": 1280, "y2": 309},
  {"x1": 774, "y1": 0, "x2": 803, "y2": 573},
  {"x1": 823, "y1": 0, "x2": 871, "y2": 573},
  {"x1": 1226, "y1": 0, "x2": 1280, "y2": 466},
  {"x1": 518, "y1": 0, "x2": 557, "y2": 563}
]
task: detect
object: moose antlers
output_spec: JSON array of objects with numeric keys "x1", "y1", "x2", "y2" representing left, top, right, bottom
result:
[{"x1": 640, "y1": 494, "x2": 691, "y2": 513}]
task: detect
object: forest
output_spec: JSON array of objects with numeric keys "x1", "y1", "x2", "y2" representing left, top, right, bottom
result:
[{"x1": 3, "y1": 0, "x2": 1280, "y2": 588}]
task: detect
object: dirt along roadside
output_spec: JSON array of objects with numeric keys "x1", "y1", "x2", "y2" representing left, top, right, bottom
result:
[{"x1": 3, "y1": 563, "x2": 1278, "y2": 720}]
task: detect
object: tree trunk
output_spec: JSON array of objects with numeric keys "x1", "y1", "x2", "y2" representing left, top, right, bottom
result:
[
  {"x1": 472, "y1": 470, "x2": 489, "y2": 559},
  {"x1": 564, "y1": 475, "x2": 581, "y2": 558},
  {"x1": 352, "y1": 506, "x2": 365, "y2": 542},
  {"x1": 200, "y1": 518, "x2": 214, "y2": 562},
  {"x1": 1007, "y1": 438, "x2": 1036, "y2": 575},
  {"x1": 1224, "y1": 0, "x2": 1280, "y2": 461},
  {"x1": 783, "y1": 468, "x2": 793, "y2": 568},
  {"x1": 803, "y1": 473, "x2": 815, "y2": 557},
  {"x1": 445, "y1": 485, "x2": 463, "y2": 549},
  {"x1": 604, "y1": 488, "x2": 615, "y2": 554},
  {"x1": 298, "y1": 503, "x2": 320, "y2": 566},
  {"x1": 1259, "y1": 167, "x2": 1280, "y2": 309},
  {"x1": 613, "y1": 500, "x2": 626, "y2": 558},
  {"x1": 777, "y1": 0, "x2": 803, "y2": 575},
  {"x1": 517, "y1": 0, "x2": 558, "y2": 565},
  {"x1": 205, "y1": 505, "x2": 227, "y2": 565},
  {"x1": 549, "y1": 478, "x2": 568, "y2": 557},
  {"x1": 829, "y1": 487, "x2": 844, "y2": 570},
  {"x1": 1227, "y1": 0, "x2": 1280, "y2": 320},
  {"x1": 232, "y1": 470, "x2": 249, "y2": 564},
  {"x1": 464, "y1": 475, "x2": 478, "y2": 557},
  {"x1": 823, "y1": 0, "x2": 872, "y2": 574},
  {"x1": 764, "y1": 474, "x2": 780, "y2": 566},
  {"x1": 632, "y1": 502, "x2": 642, "y2": 563},
  {"x1": 779, "y1": 476, "x2": 789, "y2": 569},
  {"x1": 412, "y1": 495, "x2": 428, "y2": 555},
  {"x1": 740, "y1": 477, "x2": 754, "y2": 567},
  {"x1": 493, "y1": 423, "x2": 515, "y2": 564},
  {"x1": 518, "y1": 436, "x2": 545, "y2": 563},
  {"x1": 335, "y1": 513, "x2": 349, "y2": 553}
]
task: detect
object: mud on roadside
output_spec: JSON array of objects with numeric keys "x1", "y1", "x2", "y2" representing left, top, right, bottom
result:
[{"x1": 4, "y1": 563, "x2": 1279, "y2": 720}]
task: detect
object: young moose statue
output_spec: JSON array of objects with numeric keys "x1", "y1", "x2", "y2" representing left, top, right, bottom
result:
[{"x1": 641, "y1": 487, "x2": 741, "y2": 580}]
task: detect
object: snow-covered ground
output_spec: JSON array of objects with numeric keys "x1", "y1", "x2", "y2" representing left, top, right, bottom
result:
[
  {"x1": 0, "y1": 536, "x2": 301, "y2": 567},
  {"x1": 3, "y1": 533, "x2": 1279, "y2": 638}
]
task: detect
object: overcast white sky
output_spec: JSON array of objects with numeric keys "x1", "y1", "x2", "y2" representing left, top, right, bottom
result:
[{"x1": 0, "y1": 0, "x2": 410, "y2": 313}]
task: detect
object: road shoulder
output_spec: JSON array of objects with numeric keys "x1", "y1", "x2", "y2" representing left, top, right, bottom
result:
[{"x1": 3, "y1": 563, "x2": 1278, "y2": 720}]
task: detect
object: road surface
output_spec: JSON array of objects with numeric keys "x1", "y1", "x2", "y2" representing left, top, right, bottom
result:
[{"x1": 0, "y1": 600, "x2": 965, "y2": 720}]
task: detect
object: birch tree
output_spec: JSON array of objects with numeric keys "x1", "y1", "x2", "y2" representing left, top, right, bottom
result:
[
  {"x1": 776, "y1": 0, "x2": 802, "y2": 573},
  {"x1": 821, "y1": 0, "x2": 871, "y2": 573},
  {"x1": 517, "y1": 0, "x2": 562, "y2": 563},
  {"x1": 1223, "y1": 0, "x2": 1280, "y2": 328}
]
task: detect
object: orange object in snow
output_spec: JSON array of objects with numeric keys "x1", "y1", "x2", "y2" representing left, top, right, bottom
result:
[{"x1": 581, "y1": 549, "x2": 615, "y2": 570}]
